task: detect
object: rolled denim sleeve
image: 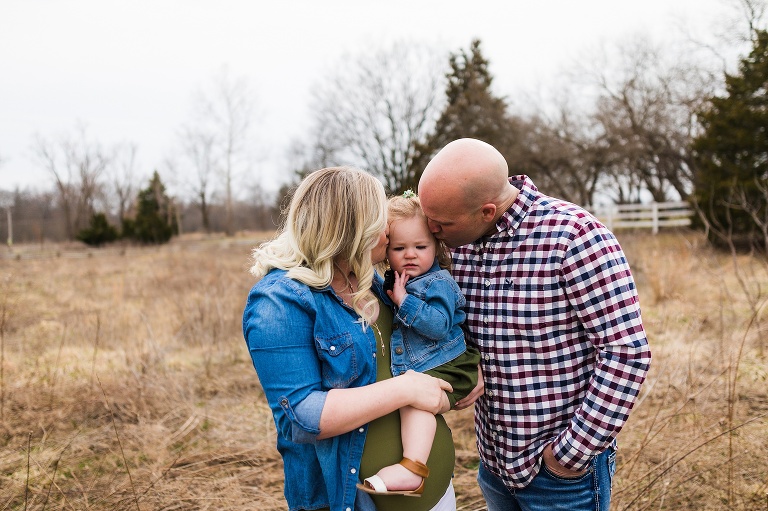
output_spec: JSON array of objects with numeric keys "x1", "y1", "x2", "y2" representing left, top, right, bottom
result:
[
  {"x1": 292, "y1": 391, "x2": 327, "y2": 443},
  {"x1": 243, "y1": 274, "x2": 328, "y2": 444}
]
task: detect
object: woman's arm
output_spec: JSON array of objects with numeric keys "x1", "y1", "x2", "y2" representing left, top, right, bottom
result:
[
  {"x1": 317, "y1": 370, "x2": 452, "y2": 439},
  {"x1": 244, "y1": 278, "x2": 327, "y2": 442},
  {"x1": 246, "y1": 274, "x2": 453, "y2": 442}
]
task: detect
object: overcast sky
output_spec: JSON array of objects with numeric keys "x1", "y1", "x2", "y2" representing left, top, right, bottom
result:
[{"x1": 0, "y1": 0, "x2": 735, "y2": 196}]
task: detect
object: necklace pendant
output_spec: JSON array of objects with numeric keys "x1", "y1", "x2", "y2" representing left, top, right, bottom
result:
[{"x1": 371, "y1": 323, "x2": 385, "y2": 357}]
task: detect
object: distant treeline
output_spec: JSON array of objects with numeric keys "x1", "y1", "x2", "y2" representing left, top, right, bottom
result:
[{"x1": 2, "y1": 25, "x2": 767, "y2": 250}]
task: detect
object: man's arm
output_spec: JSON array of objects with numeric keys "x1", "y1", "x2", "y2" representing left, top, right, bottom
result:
[{"x1": 553, "y1": 221, "x2": 652, "y2": 471}]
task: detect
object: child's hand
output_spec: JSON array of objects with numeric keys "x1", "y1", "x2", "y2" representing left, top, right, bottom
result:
[{"x1": 386, "y1": 270, "x2": 410, "y2": 306}]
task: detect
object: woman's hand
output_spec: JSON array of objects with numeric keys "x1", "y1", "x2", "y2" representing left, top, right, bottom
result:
[
  {"x1": 454, "y1": 364, "x2": 484, "y2": 410},
  {"x1": 319, "y1": 369, "x2": 452, "y2": 438},
  {"x1": 400, "y1": 370, "x2": 452, "y2": 415}
]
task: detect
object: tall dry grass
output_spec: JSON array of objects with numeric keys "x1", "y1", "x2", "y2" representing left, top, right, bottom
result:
[{"x1": 0, "y1": 230, "x2": 766, "y2": 510}]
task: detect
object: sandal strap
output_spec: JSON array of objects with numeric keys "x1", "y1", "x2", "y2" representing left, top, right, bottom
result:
[
  {"x1": 362, "y1": 475, "x2": 388, "y2": 493},
  {"x1": 399, "y1": 457, "x2": 430, "y2": 478}
]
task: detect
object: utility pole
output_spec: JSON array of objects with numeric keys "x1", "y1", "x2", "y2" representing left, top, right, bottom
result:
[
  {"x1": 0, "y1": 191, "x2": 12, "y2": 250},
  {"x1": 4, "y1": 206, "x2": 11, "y2": 249}
]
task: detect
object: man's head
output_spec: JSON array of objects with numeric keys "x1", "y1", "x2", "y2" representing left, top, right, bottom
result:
[{"x1": 418, "y1": 138, "x2": 514, "y2": 248}]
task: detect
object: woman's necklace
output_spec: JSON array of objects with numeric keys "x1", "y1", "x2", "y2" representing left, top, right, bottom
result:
[
  {"x1": 332, "y1": 263, "x2": 383, "y2": 355},
  {"x1": 331, "y1": 263, "x2": 356, "y2": 307},
  {"x1": 370, "y1": 322, "x2": 385, "y2": 357}
]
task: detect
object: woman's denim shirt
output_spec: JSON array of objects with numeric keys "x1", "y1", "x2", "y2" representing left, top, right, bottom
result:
[
  {"x1": 390, "y1": 260, "x2": 467, "y2": 375},
  {"x1": 243, "y1": 269, "x2": 384, "y2": 511}
]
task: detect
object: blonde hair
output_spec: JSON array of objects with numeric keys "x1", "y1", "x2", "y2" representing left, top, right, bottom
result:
[
  {"x1": 249, "y1": 166, "x2": 386, "y2": 325},
  {"x1": 386, "y1": 193, "x2": 452, "y2": 270}
]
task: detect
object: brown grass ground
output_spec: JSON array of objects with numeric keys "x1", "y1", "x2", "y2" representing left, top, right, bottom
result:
[{"x1": 0, "y1": 230, "x2": 766, "y2": 510}]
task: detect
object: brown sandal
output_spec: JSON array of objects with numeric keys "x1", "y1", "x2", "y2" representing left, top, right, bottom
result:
[{"x1": 356, "y1": 457, "x2": 430, "y2": 497}]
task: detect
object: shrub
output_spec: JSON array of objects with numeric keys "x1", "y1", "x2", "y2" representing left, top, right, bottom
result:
[{"x1": 76, "y1": 212, "x2": 119, "y2": 246}]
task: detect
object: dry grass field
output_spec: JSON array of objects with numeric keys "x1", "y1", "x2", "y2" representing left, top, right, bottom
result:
[{"x1": 1, "y1": 229, "x2": 767, "y2": 511}]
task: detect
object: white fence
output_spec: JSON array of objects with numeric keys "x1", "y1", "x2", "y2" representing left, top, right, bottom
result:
[{"x1": 591, "y1": 201, "x2": 694, "y2": 234}]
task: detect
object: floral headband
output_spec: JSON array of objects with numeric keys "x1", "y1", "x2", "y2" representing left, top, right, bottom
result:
[{"x1": 402, "y1": 189, "x2": 416, "y2": 199}]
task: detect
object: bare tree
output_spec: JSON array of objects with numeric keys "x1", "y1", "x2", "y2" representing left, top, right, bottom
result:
[
  {"x1": 108, "y1": 142, "x2": 140, "y2": 230},
  {"x1": 310, "y1": 41, "x2": 446, "y2": 193},
  {"x1": 729, "y1": 178, "x2": 768, "y2": 252},
  {"x1": 32, "y1": 126, "x2": 110, "y2": 240},
  {"x1": 237, "y1": 180, "x2": 277, "y2": 231},
  {"x1": 284, "y1": 137, "x2": 337, "y2": 178},
  {"x1": 578, "y1": 36, "x2": 713, "y2": 203},
  {"x1": 718, "y1": 0, "x2": 767, "y2": 46},
  {"x1": 176, "y1": 127, "x2": 217, "y2": 233},
  {"x1": 507, "y1": 101, "x2": 604, "y2": 207},
  {"x1": 194, "y1": 68, "x2": 257, "y2": 236}
]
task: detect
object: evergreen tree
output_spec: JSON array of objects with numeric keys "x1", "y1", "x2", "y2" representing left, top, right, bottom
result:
[
  {"x1": 693, "y1": 29, "x2": 768, "y2": 249},
  {"x1": 130, "y1": 171, "x2": 177, "y2": 244},
  {"x1": 76, "y1": 212, "x2": 119, "y2": 246},
  {"x1": 407, "y1": 39, "x2": 517, "y2": 189}
]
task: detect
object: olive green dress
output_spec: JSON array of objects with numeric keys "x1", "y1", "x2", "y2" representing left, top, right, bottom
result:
[
  {"x1": 358, "y1": 305, "x2": 456, "y2": 511},
  {"x1": 317, "y1": 303, "x2": 472, "y2": 511}
]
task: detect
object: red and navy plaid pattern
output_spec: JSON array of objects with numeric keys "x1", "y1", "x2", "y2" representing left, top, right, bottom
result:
[{"x1": 452, "y1": 176, "x2": 651, "y2": 489}]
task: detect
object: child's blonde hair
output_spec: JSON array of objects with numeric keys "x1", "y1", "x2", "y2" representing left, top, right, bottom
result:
[{"x1": 386, "y1": 192, "x2": 452, "y2": 270}]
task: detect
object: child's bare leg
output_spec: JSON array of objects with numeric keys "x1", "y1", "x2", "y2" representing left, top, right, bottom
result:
[{"x1": 373, "y1": 405, "x2": 436, "y2": 491}]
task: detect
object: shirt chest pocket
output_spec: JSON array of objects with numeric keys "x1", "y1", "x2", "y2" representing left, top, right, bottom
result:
[
  {"x1": 504, "y1": 276, "x2": 556, "y2": 300},
  {"x1": 503, "y1": 276, "x2": 563, "y2": 330},
  {"x1": 315, "y1": 332, "x2": 359, "y2": 389}
]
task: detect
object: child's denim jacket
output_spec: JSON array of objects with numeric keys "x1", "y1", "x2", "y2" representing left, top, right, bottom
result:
[{"x1": 390, "y1": 260, "x2": 467, "y2": 375}]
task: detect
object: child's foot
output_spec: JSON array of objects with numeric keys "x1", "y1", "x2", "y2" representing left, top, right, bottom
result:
[
  {"x1": 371, "y1": 462, "x2": 424, "y2": 492},
  {"x1": 357, "y1": 457, "x2": 430, "y2": 496}
]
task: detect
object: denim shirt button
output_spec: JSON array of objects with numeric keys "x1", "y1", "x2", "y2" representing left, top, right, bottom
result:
[
  {"x1": 358, "y1": 427, "x2": 364, "y2": 433},
  {"x1": 330, "y1": 346, "x2": 336, "y2": 351},
  {"x1": 350, "y1": 468, "x2": 356, "y2": 474},
  {"x1": 395, "y1": 347, "x2": 404, "y2": 355},
  {"x1": 280, "y1": 398, "x2": 288, "y2": 406}
]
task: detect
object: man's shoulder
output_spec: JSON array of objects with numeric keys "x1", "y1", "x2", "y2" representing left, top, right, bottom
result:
[{"x1": 529, "y1": 195, "x2": 605, "y2": 232}]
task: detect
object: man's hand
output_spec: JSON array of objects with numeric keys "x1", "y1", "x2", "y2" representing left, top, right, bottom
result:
[
  {"x1": 541, "y1": 443, "x2": 588, "y2": 478},
  {"x1": 453, "y1": 364, "x2": 484, "y2": 410}
]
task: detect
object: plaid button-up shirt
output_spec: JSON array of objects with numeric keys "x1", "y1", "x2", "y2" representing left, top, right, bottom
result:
[{"x1": 452, "y1": 176, "x2": 651, "y2": 489}]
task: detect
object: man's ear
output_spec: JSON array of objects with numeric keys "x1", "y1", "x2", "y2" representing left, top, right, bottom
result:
[{"x1": 480, "y1": 204, "x2": 497, "y2": 223}]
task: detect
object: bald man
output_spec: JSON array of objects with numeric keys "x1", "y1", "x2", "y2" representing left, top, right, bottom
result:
[{"x1": 418, "y1": 138, "x2": 651, "y2": 511}]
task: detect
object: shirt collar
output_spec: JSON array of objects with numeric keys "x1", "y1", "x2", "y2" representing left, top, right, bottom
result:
[{"x1": 493, "y1": 175, "x2": 537, "y2": 237}]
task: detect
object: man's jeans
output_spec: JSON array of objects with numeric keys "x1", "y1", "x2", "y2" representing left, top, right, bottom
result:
[{"x1": 478, "y1": 446, "x2": 617, "y2": 511}]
